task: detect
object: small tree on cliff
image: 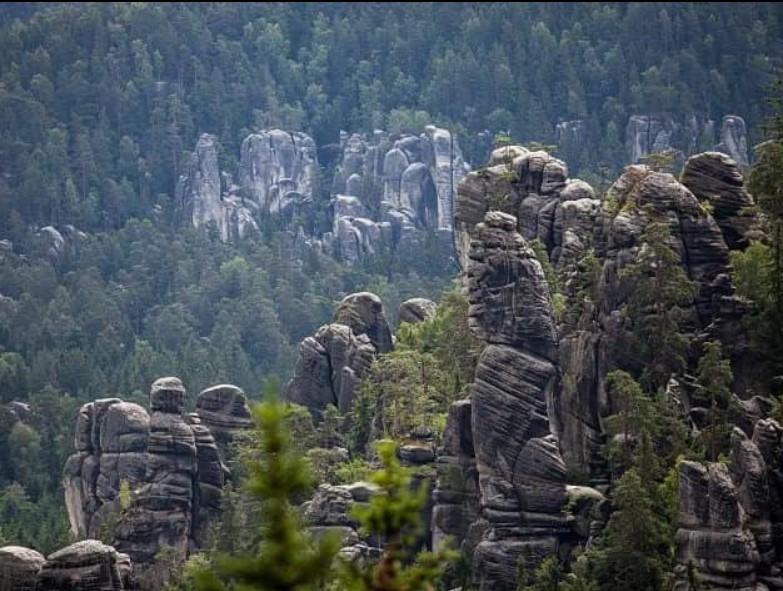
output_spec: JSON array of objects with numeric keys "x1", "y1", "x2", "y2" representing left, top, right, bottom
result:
[
  {"x1": 695, "y1": 340, "x2": 734, "y2": 461},
  {"x1": 621, "y1": 211, "x2": 698, "y2": 391},
  {"x1": 331, "y1": 439, "x2": 456, "y2": 591},
  {"x1": 194, "y1": 392, "x2": 339, "y2": 591}
]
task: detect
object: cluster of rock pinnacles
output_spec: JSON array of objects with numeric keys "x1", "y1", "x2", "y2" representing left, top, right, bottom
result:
[
  {"x1": 0, "y1": 379, "x2": 252, "y2": 590},
  {"x1": 4, "y1": 144, "x2": 783, "y2": 591}
]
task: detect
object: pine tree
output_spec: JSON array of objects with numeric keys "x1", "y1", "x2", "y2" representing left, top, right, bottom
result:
[
  {"x1": 195, "y1": 392, "x2": 339, "y2": 591},
  {"x1": 621, "y1": 211, "x2": 698, "y2": 390},
  {"x1": 695, "y1": 340, "x2": 733, "y2": 461},
  {"x1": 331, "y1": 439, "x2": 456, "y2": 591}
]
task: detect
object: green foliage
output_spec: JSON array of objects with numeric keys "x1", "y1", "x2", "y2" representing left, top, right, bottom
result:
[
  {"x1": 195, "y1": 396, "x2": 340, "y2": 591},
  {"x1": 333, "y1": 457, "x2": 373, "y2": 485},
  {"x1": 518, "y1": 555, "x2": 598, "y2": 591},
  {"x1": 351, "y1": 289, "x2": 478, "y2": 454},
  {"x1": 744, "y1": 140, "x2": 783, "y2": 374},
  {"x1": 695, "y1": 341, "x2": 734, "y2": 461},
  {"x1": 641, "y1": 150, "x2": 677, "y2": 173},
  {"x1": 331, "y1": 440, "x2": 457, "y2": 591},
  {"x1": 621, "y1": 212, "x2": 698, "y2": 390},
  {"x1": 584, "y1": 469, "x2": 671, "y2": 591}
]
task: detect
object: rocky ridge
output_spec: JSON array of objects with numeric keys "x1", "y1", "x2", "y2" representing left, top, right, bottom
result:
[{"x1": 176, "y1": 125, "x2": 469, "y2": 273}]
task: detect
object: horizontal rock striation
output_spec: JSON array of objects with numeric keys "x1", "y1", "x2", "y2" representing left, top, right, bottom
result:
[
  {"x1": 63, "y1": 378, "x2": 250, "y2": 569},
  {"x1": 467, "y1": 211, "x2": 568, "y2": 591},
  {"x1": 286, "y1": 292, "x2": 390, "y2": 416}
]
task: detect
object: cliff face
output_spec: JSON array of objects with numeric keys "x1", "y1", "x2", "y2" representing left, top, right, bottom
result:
[
  {"x1": 449, "y1": 145, "x2": 772, "y2": 588},
  {"x1": 177, "y1": 125, "x2": 469, "y2": 275},
  {"x1": 467, "y1": 212, "x2": 568, "y2": 591}
]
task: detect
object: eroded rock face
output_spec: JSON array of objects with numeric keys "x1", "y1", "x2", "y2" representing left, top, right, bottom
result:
[
  {"x1": 715, "y1": 115, "x2": 750, "y2": 169},
  {"x1": 681, "y1": 152, "x2": 759, "y2": 249},
  {"x1": 195, "y1": 384, "x2": 253, "y2": 460},
  {"x1": 432, "y1": 399, "x2": 481, "y2": 558},
  {"x1": 286, "y1": 292, "x2": 390, "y2": 416},
  {"x1": 239, "y1": 129, "x2": 320, "y2": 215},
  {"x1": 328, "y1": 126, "x2": 467, "y2": 265},
  {"x1": 626, "y1": 114, "x2": 678, "y2": 164},
  {"x1": 334, "y1": 292, "x2": 393, "y2": 354},
  {"x1": 0, "y1": 546, "x2": 45, "y2": 591},
  {"x1": 36, "y1": 540, "x2": 132, "y2": 591},
  {"x1": 398, "y1": 298, "x2": 437, "y2": 325},
  {"x1": 63, "y1": 379, "x2": 251, "y2": 570},
  {"x1": 177, "y1": 134, "x2": 258, "y2": 241},
  {"x1": 467, "y1": 212, "x2": 568, "y2": 591}
]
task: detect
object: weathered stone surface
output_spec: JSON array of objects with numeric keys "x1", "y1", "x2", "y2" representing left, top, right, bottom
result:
[
  {"x1": 467, "y1": 211, "x2": 568, "y2": 590},
  {"x1": 63, "y1": 380, "x2": 250, "y2": 571},
  {"x1": 286, "y1": 291, "x2": 392, "y2": 416},
  {"x1": 677, "y1": 461, "x2": 761, "y2": 589},
  {"x1": 715, "y1": 115, "x2": 750, "y2": 169},
  {"x1": 681, "y1": 152, "x2": 759, "y2": 249},
  {"x1": 626, "y1": 114, "x2": 677, "y2": 163},
  {"x1": 334, "y1": 292, "x2": 393, "y2": 354},
  {"x1": 467, "y1": 212, "x2": 558, "y2": 360},
  {"x1": 398, "y1": 298, "x2": 437, "y2": 325},
  {"x1": 328, "y1": 125, "x2": 467, "y2": 266},
  {"x1": 239, "y1": 129, "x2": 319, "y2": 215},
  {"x1": 195, "y1": 384, "x2": 252, "y2": 460},
  {"x1": 433, "y1": 399, "x2": 480, "y2": 557},
  {"x1": 556, "y1": 120, "x2": 586, "y2": 173},
  {"x1": 0, "y1": 546, "x2": 45, "y2": 591},
  {"x1": 177, "y1": 134, "x2": 258, "y2": 241},
  {"x1": 37, "y1": 540, "x2": 131, "y2": 591}
]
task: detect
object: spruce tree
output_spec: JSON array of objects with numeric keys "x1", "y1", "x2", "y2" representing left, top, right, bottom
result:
[
  {"x1": 695, "y1": 340, "x2": 734, "y2": 461},
  {"x1": 621, "y1": 211, "x2": 698, "y2": 390},
  {"x1": 195, "y1": 395, "x2": 339, "y2": 591},
  {"x1": 332, "y1": 439, "x2": 456, "y2": 591}
]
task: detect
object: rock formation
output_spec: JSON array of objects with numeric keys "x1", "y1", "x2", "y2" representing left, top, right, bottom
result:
[
  {"x1": 675, "y1": 421, "x2": 783, "y2": 589},
  {"x1": 0, "y1": 540, "x2": 132, "y2": 591},
  {"x1": 398, "y1": 298, "x2": 437, "y2": 325},
  {"x1": 286, "y1": 292, "x2": 390, "y2": 416},
  {"x1": 239, "y1": 129, "x2": 320, "y2": 217},
  {"x1": 63, "y1": 379, "x2": 251, "y2": 569},
  {"x1": 177, "y1": 125, "x2": 469, "y2": 277},
  {"x1": 715, "y1": 115, "x2": 750, "y2": 169},
  {"x1": 626, "y1": 114, "x2": 679, "y2": 164},
  {"x1": 555, "y1": 120, "x2": 587, "y2": 173},
  {"x1": 466, "y1": 212, "x2": 568, "y2": 591},
  {"x1": 326, "y1": 126, "x2": 468, "y2": 266},
  {"x1": 432, "y1": 399, "x2": 481, "y2": 558},
  {"x1": 0, "y1": 546, "x2": 45, "y2": 591},
  {"x1": 681, "y1": 151, "x2": 760, "y2": 249},
  {"x1": 176, "y1": 134, "x2": 258, "y2": 241},
  {"x1": 623, "y1": 113, "x2": 749, "y2": 168}
]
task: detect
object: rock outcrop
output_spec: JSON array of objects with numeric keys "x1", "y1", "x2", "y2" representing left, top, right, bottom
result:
[
  {"x1": 432, "y1": 399, "x2": 481, "y2": 558},
  {"x1": 176, "y1": 134, "x2": 258, "y2": 241},
  {"x1": 0, "y1": 546, "x2": 45, "y2": 591},
  {"x1": 467, "y1": 212, "x2": 568, "y2": 591},
  {"x1": 0, "y1": 541, "x2": 132, "y2": 591},
  {"x1": 681, "y1": 151, "x2": 759, "y2": 249},
  {"x1": 398, "y1": 298, "x2": 437, "y2": 325},
  {"x1": 675, "y1": 421, "x2": 783, "y2": 589},
  {"x1": 715, "y1": 115, "x2": 750, "y2": 169},
  {"x1": 326, "y1": 126, "x2": 468, "y2": 266},
  {"x1": 623, "y1": 113, "x2": 749, "y2": 168},
  {"x1": 36, "y1": 540, "x2": 132, "y2": 591},
  {"x1": 239, "y1": 129, "x2": 320, "y2": 217},
  {"x1": 626, "y1": 114, "x2": 679, "y2": 164},
  {"x1": 286, "y1": 292, "x2": 391, "y2": 416},
  {"x1": 63, "y1": 379, "x2": 251, "y2": 569}
]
